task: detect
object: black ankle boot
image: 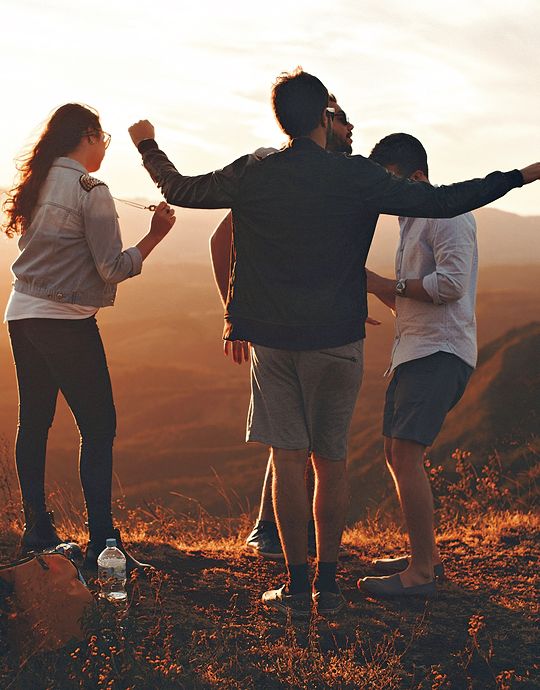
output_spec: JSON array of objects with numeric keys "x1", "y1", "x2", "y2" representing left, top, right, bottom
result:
[
  {"x1": 83, "y1": 527, "x2": 153, "y2": 574},
  {"x1": 20, "y1": 510, "x2": 63, "y2": 554}
]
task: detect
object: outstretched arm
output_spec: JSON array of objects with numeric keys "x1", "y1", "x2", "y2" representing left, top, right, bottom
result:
[
  {"x1": 358, "y1": 156, "x2": 536, "y2": 219},
  {"x1": 129, "y1": 120, "x2": 244, "y2": 209},
  {"x1": 520, "y1": 163, "x2": 540, "y2": 184}
]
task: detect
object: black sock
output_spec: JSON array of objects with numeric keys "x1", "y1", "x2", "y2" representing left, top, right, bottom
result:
[
  {"x1": 257, "y1": 520, "x2": 276, "y2": 529},
  {"x1": 315, "y1": 561, "x2": 339, "y2": 593},
  {"x1": 287, "y1": 563, "x2": 310, "y2": 594}
]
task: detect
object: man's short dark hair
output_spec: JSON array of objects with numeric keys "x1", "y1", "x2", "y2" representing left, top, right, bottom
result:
[
  {"x1": 369, "y1": 133, "x2": 429, "y2": 178},
  {"x1": 272, "y1": 67, "x2": 329, "y2": 139}
]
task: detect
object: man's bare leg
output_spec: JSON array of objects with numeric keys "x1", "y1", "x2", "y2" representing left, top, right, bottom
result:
[
  {"x1": 311, "y1": 454, "x2": 348, "y2": 593},
  {"x1": 271, "y1": 447, "x2": 310, "y2": 591},
  {"x1": 255, "y1": 455, "x2": 315, "y2": 521},
  {"x1": 312, "y1": 454, "x2": 348, "y2": 562},
  {"x1": 245, "y1": 454, "x2": 283, "y2": 560},
  {"x1": 386, "y1": 437, "x2": 439, "y2": 585},
  {"x1": 257, "y1": 455, "x2": 275, "y2": 522},
  {"x1": 306, "y1": 459, "x2": 315, "y2": 512},
  {"x1": 259, "y1": 455, "x2": 315, "y2": 522},
  {"x1": 384, "y1": 437, "x2": 441, "y2": 569},
  {"x1": 248, "y1": 453, "x2": 316, "y2": 560}
]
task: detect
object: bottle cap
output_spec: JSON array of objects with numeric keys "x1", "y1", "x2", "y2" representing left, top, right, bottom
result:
[{"x1": 105, "y1": 538, "x2": 117, "y2": 548}]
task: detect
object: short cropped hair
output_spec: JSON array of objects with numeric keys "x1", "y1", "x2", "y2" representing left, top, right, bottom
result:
[
  {"x1": 272, "y1": 67, "x2": 329, "y2": 139},
  {"x1": 369, "y1": 133, "x2": 429, "y2": 178}
]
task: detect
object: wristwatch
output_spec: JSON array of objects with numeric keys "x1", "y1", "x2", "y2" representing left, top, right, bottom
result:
[{"x1": 395, "y1": 278, "x2": 407, "y2": 297}]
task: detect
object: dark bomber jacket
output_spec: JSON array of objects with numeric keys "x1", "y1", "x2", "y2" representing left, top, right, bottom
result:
[{"x1": 138, "y1": 138, "x2": 523, "y2": 350}]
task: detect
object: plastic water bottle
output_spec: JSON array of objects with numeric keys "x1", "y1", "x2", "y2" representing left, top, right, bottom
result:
[{"x1": 97, "y1": 538, "x2": 127, "y2": 602}]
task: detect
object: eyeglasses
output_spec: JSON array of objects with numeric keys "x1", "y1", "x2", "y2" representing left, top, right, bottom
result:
[
  {"x1": 86, "y1": 129, "x2": 111, "y2": 149},
  {"x1": 326, "y1": 108, "x2": 350, "y2": 125},
  {"x1": 101, "y1": 131, "x2": 112, "y2": 149}
]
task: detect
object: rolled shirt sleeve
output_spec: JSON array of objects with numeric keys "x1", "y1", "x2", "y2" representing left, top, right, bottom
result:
[
  {"x1": 82, "y1": 185, "x2": 143, "y2": 283},
  {"x1": 422, "y1": 215, "x2": 476, "y2": 304}
]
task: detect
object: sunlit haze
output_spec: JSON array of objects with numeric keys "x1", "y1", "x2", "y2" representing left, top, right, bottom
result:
[{"x1": 0, "y1": 0, "x2": 538, "y2": 216}]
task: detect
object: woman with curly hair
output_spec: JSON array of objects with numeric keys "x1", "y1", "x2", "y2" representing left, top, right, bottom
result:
[{"x1": 3, "y1": 103, "x2": 176, "y2": 571}]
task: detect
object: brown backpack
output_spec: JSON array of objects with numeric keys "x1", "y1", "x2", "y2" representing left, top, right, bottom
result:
[{"x1": 0, "y1": 552, "x2": 94, "y2": 655}]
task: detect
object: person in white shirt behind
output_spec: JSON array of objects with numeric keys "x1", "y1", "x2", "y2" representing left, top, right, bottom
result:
[{"x1": 359, "y1": 133, "x2": 478, "y2": 598}]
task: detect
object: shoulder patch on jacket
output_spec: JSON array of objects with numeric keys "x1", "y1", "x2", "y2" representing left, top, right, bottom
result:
[{"x1": 79, "y1": 174, "x2": 107, "y2": 192}]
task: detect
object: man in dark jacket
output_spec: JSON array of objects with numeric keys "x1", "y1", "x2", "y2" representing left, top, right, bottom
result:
[
  {"x1": 129, "y1": 68, "x2": 538, "y2": 618},
  {"x1": 209, "y1": 92, "x2": 357, "y2": 564}
]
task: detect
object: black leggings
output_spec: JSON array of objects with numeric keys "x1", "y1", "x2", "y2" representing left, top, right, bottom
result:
[{"x1": 8, "y1": 317, "x2": 116, "y2": 536}]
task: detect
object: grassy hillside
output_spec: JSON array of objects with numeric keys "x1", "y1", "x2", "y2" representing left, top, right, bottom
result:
[
  {"x1": 0, "y1": 262, "x2": 538, "y2": 518},
  {"x1": 1, "y1": 204, "x2": 538, "y2": 516},
  {"x1": 0, "y1": 465, "x2": 538, "y2": 689},
  {"x1": 435, "y1": 323, "x2": 540, "y2": 459},
  {"x1": 2, "y1": 330, "x2": 536, "y2": 686}
]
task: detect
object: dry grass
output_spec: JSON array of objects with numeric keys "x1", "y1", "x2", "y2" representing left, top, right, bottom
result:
[{"x1": 0, "y1": 443, "x2": 539, "y2": 689}]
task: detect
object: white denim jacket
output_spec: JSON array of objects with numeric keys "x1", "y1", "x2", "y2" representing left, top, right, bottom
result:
[{"x1": 11, "y1": 157, "x2": 142, "y2": 308}]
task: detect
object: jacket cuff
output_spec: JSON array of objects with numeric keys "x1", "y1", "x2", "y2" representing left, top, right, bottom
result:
[
  {"x1": 126, "y1": 247, "x2": 143, "y2": 276},
  {"x1": 508, "y1": 169, "x2": 525, "y2": 187},
  {"x1": 422, "y1": 272, "x2": 441, "y2": 305},
  {"x1": 137, "y1": 139, "x2": 158, "y2": 155}
]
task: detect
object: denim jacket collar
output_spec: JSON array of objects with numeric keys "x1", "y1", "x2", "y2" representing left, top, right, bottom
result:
[{"x1": 52, "y1": 157, "x2": 88, "y2": 175}]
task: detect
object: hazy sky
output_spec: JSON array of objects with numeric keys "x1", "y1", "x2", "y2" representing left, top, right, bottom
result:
[{"x1": 1, "y1": 0, "x2": 538, "y2": 215}]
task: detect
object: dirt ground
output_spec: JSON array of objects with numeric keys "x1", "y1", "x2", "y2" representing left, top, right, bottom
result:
[{"x1": 1, "y1": 510, "x2": 538, "y2": 689}]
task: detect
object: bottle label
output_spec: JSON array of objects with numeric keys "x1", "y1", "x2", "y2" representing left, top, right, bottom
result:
[{"x1": 98, "y1": 566, "x2": 126, "y2": 578}]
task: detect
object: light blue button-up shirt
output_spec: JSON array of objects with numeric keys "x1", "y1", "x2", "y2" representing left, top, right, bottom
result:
[{"x1": 389, "y1": 211, "x2": 478, "y2": 374}]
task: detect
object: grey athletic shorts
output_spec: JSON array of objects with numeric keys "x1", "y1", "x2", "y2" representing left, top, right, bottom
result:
[
  {"x1": 383, "y1": 351, "x2": 473, "y2": 447},
  {"x1": 247, "y1": 340, "x2": 364, "y2": 461}
]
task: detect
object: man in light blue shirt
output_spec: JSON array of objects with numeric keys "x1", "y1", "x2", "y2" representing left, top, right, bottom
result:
[{"x1": 358, "y1": 133, "x2": 478, "y2": 598}]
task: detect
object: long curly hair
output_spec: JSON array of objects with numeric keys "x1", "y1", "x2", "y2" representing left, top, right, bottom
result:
[{"x1": 2, "y1": 104, "x2": 101, "y2": 237}]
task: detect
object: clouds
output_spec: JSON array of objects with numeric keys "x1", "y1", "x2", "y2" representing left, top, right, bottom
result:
[{"x1": 0, "y1": 0, "x2": 537, "y2": 214}]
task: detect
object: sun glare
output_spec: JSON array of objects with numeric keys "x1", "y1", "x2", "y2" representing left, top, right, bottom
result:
[{"x1": 0, "y1": 0, "x2": 538, "y2": 215}]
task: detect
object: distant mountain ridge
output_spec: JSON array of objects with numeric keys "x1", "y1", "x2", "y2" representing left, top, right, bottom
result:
[
  {"x1": 0, "y1": 212, "x2": 537, "y2": 518},
  {"x1": 346, "y1": 321, "x2": 540, "y2": 516},
  {"x1": 434, "y1": 321, "x2": 540, "y2": 461},
  {"x1": 1, "y1": 200, "x2": 538, "y2": 271}
]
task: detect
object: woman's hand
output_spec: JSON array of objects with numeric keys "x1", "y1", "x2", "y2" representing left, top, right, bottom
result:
[
  {"x1": 136, "y1": 202, "x2": 175, "y2": 260},
  {"x1": 150, "y1": 201, "x2": 176, "y2": 239}
]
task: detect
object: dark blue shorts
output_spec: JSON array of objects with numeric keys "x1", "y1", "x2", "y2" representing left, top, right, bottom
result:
[{"x1": 383, "y1": 351, "x2": 473, "y2": 447}]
